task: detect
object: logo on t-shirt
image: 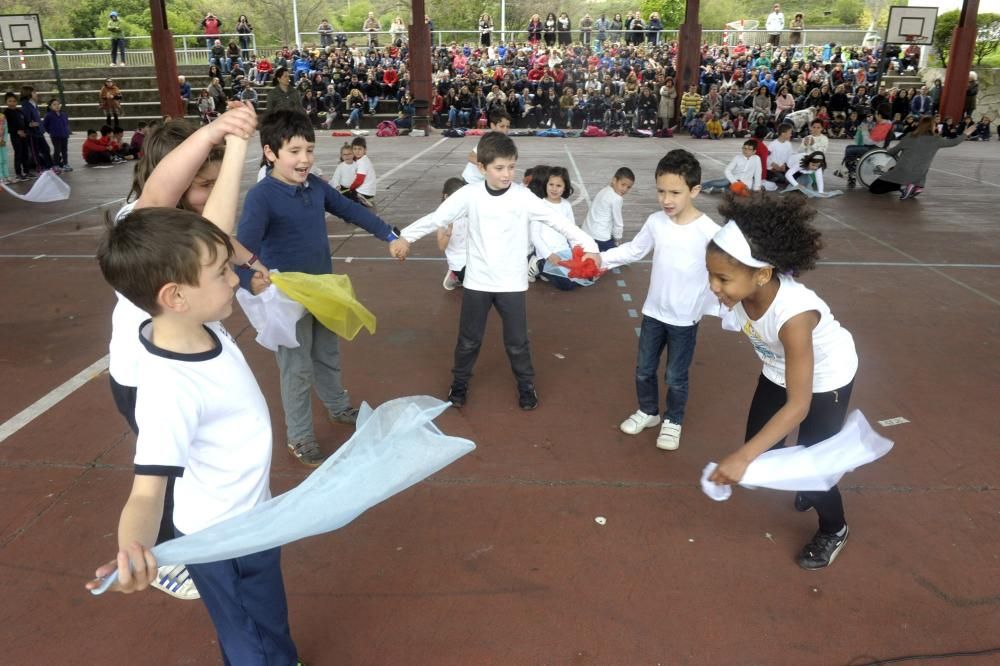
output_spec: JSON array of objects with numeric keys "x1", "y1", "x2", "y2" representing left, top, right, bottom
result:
[{"x1": 742, "y1": 321, "x2": 776, "y2": 361}]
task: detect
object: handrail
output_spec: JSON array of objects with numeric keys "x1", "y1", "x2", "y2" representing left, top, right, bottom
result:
[{"x1": 1, "y1": 27, "x2": 883, "y2": 73}]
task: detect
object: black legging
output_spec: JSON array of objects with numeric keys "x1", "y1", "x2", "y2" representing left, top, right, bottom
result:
[
  {"x1": 868, "y1": 178, "x2": 902, "y2": 194},
  {"x1": 745, "y1": 374, "x2": 854, "y2": 534}
]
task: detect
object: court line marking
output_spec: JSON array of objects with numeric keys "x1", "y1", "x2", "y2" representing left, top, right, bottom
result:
[
  {"x1": 2, "y1": 254, "x2": 999, "y2": 269},
  {"x1": 928, "y1": 167, "x2": 1000, "y2": 188},
  {"x1": 381, "y1": 137, "x2": 448, "y2": 180},
  {"x1": 0, "y1": 138, "x2": 451, "y2": 443},
  {"x1": 563, "y1": 145, "x2": 592, "y2": 207},
  {"x1": 814, "y1": 209, "x2": 1000, "y2": 307},
  {"x1": 0, "y1": 355, "x2": 110, "y2": 444},
  {"x1": 0, "y1": 199, "x2": 126, "y2": 241}
]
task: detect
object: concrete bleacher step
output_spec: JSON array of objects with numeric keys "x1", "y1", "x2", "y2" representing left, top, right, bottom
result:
[{"x1": 2, "y1": 65, "x2": 403, "y2": 131}]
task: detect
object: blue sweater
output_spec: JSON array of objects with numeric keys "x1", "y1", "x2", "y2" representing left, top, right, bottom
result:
[
  {"x1": 43, "y1": 110, "x2": 70, "y2": 138},
  {"x1": 236, "y1": 173, "x2": 395, "y2": 289}
]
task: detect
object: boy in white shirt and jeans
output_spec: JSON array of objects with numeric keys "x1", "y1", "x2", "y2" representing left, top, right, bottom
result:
[
  {"x1": 394, "y1": 132, "x2": 599, "y2": 410},
  {"x1": 89, "y1": 209, "x2": 299, "y2": 665},
  {"x1": 596, "y1": 149, "x2": 720, "y2": 450},
  {"x1": 701, "y1": 139, "x2": 762, "y2": 193},
  {"x1": 582, "y1": 167, "x2": 634, "y2": 251}
]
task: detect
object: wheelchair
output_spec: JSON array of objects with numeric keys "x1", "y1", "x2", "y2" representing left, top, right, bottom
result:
[{"x1": 854, "y1": 149, "x2": 897, "y2": 189}]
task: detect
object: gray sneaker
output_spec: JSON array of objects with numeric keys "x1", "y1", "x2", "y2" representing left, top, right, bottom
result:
[
  {"x1": 330, "y1": 406, "x2": 359, "y2": 425},
  {"x1": 287, "y1": 439, "x2": 326, "y2": 467}
]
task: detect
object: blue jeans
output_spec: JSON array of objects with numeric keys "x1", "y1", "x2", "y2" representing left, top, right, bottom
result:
[
  {"x1": 701, "y1": 177, "x2": 731, "y2": 190},
  {"x1": 348, "y1": 107, "x2": 363, "y2": 127},
  {"x1": 635, "y1": 315, "x2": 699, "y2": 424}
]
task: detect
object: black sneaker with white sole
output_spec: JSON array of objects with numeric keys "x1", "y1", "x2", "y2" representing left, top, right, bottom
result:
[
  {"x1": 518, "y1": 386, "x2": 539, "y2": 411},
  {"x1": 794, "y1": 492, "x2": 813, "y2": 512},
  {"x1": 447, "y1": 385, "x2": 467, "y2": 408},
  {"x1": 797, "y1": 526, "x2": 849, "y2": 570}
]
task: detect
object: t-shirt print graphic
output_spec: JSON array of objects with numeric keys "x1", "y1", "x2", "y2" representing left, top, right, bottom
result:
[{"x1": 743, "y1": 321, "x2": 776, "y2": 360}]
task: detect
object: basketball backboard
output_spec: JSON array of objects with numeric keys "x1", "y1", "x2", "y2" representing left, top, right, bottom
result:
[
  {"x1": 885, "y1": 6, "x2": 937, "y2": 45},
  {"x1": 0, "y1": 14, "x2": 44, "y2": 50}
]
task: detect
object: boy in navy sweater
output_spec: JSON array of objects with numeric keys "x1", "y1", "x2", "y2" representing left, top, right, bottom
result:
[
  {"x1": 42, "y1": 99, "x2": 72, "y2": 171},
  {"x1": 237, "y1": 110, "x2": 407, "y2": 466}
]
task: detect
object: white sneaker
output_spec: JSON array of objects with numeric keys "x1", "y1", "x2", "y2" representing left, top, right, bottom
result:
[
  {"x1": 442, "y1": 269, "x2": 461, "y2": 290},
  {"x1": 656, "y1": 420, "x2": 682, "y2": 450},
  {"x1": 151, "y1": 564, "x2": 200, "y2": 600},
  {"x1": 620, "y1": 410, "x2": 660, "y2": 435},
  {"x1": 527, "y1": 253, "x2": 539, "y2": 283}
]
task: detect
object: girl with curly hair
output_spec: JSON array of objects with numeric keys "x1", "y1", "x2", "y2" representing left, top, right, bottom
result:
[{"x1": 706, "y1": 193, "x2": 858, "y2": 571}]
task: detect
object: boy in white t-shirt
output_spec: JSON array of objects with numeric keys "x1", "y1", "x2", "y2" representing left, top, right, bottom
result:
[
  {"x1": 582, "y1": 167, "x2": 634, "y2": 251},
  {"x1": 343, "y1": 136, "x2": 376, "y2": 207},
  {"x1": 701, "y1": 139, "x2": 762, "y2": 194},
  {"x1": 332, "y1": 142, "x2": 357, "y2": 193},
  {"x1": 436, "y1": 177, "x2": 468, "y2": 290},
  {"x1": 394, "y1": 132, "x2": 599, "y2": 410},
  {"x1": 88, "y1": 208, "x2": 299, "y2": 664},
  {"x1": 596, "y1": 149, "x2": 720, "y2": 451},
  {"x1": 765, "y1": 122, "x2": 795, "y2": 183},
  {"x1": 461, "y1": 108, "x2": 512, "y2": 184}
]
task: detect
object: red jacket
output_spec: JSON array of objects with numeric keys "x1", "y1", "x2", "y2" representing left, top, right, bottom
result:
[
  {"x1": 383, "y1": 69, "x2": 399, "y2": 87},
  {"x1": 82, "y1": 137, "x2": 111, "y2": 160},
  {"x1": 257, "y1": 59, "x2": 273, "y2": 73}
]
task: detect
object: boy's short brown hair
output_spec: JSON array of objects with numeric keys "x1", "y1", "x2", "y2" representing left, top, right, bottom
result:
[
  {"x1": 97, "y1": 207, "x2": 233, "y2": 315},
  {"x1": 476, "y1": 131, "x2": 517, "y2": 167}
]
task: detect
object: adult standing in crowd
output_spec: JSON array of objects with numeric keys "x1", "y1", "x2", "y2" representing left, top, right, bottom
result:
[
  {"x1": 99, "y1": 77, "x2": 122, "y2": 126},
  {"x1": 528, "y1": 14, "x2": 543, "y2": 44},
  {"x1": 236, "y1": 15, "x2": 253, "y2": 58},
  {"x1": 594, "y1": 14, "x2": 609, "y2": 48},
  {"x1": 557, "y1": 13, "x2": 572, "y2": 47},
  {"x1": 317, "y1": 19, "x2": 334, "y2": 48},
  {"x1": 766, "y1": 4, "x2": 785, "y2": 47},
  {"x1": 364, "y1": 12, "x2": 381, "y2": 47},
  {"x1": 965, "y1": 72, "x2": 978, "y2": 117},
  {"x1": 390, "y1": 16, "x2": 407, "y2": 46},
  {"x1": 201, "y1": 12, "x2": 223, "y2": 50},
  {"x1": 108, "y1": 11, "x2": 126, "y2": 67},
  {"x1": 789, "y1": 13, "x2": 804, "y2": 48},
  {"x1": 544, "y1": 13, "x2": 557, "y2": 47},
  {"x1": 610, "y1": 14, "x2": 623, "y2": 43},
  {"x1": 580, "y1": 14, "x2": 594, "y2": 47},
  {"x1": 658, "y1": 77, "x2": 677, "y2": 131},
  {"x1": 480, "y1": 14, "x2": 493, "y2": 47},
  {"x1": 647, "y1": 12, "x2": 663, "y2": 46},
  {"x1": 268, "y1": 67, "x2": 302, "y2": 113},
  {"x1": 629, "y1": 12, "x2": 645, "y2": 46}
]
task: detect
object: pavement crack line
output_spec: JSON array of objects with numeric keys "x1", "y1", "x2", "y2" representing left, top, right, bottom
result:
[{"x1": 0, "y1": 430, "x2": 132, "y2": 549}]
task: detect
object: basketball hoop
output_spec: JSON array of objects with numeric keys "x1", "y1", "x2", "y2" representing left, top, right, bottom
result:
[
  {"x1": 724, "y1": 19, "x2": 758, "y2": 46},
  {"x1": 902, "y1": 34, "x2": 920, "y2": 43}
]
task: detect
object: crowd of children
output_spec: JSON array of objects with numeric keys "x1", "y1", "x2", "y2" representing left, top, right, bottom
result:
[{"x1": 82, "y1": 99, "x2": 882, "y2": 663}]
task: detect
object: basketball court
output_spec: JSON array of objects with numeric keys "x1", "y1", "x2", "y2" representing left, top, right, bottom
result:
[{"x1": 0, "y1": 133, "x2": 998, "y2": 664}]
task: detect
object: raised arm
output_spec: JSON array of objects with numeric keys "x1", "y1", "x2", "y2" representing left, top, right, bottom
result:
[
  {"x1": 526, "y1": 192, "x2": 598, "y2": 252},
  {"x1": 134, "y1": 104, "x2": 256, "y2": 211}
]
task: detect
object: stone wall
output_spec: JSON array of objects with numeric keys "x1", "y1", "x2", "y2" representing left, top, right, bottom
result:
[{"x1": 922, "y1": 67, "x2": 1000, "y2": 120}]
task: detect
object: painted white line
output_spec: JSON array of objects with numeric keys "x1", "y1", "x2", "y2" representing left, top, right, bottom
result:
[
  {"x1": 628, "y1": 309, "x2": 638, "y2": 318},
  {"x1": 616, "y1": 279, "x2": 627, "y2": 287},
  {"x1": 0, "y1": 198, "x2": 126, "y2": 240},
  {"x1": 814, "y1": 209, "x2": 1000, "y2": 307},
  {"x1": 3, "y1": 254, "x2": 999, "y2": 270},
  {"x1": 0, "y1": 355, "x2": 110, "y2": 444},
  {"x1": 634, "y1": 327, "x2": 641, "y2": 337},
  {"x1": 928, "y1": 167, "x2": 1000, "y2": 188},
  {"x1": 381, "y1": 137, "x2": 448, "y2": 180},
  {"x1": 563, "y1": 145, "x2": 592, "y2": 207},
  {"x1": 621, "y1": 293, "x2": 632, "y2": 302}
]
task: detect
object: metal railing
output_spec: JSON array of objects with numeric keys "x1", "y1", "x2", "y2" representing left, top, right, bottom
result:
[
  {"x1": 1, "y1": 27, "x2": 878, "y2": 73},
  {"x1": 1, "y1": 32, "x2": 256, "y2": 71}
]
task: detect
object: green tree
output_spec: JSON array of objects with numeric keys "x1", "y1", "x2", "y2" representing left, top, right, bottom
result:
[
  {"x1": 641, "y1": 0, "x2": 685, "y2": 28},
  {"x1": 974, "y1": 13, "x2": 1000, "y2": 66},
  {"x1": 932, "y1": 10, "x2": 960, "y2": 68},
  {"x1": 832, "y1": 0, "x2": 865, "y2": 26}
]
